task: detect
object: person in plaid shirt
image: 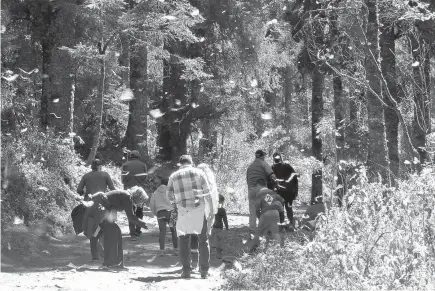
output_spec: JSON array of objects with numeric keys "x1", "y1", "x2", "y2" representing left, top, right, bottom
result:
[{"x1": 167, "y1": 155, "x2": 213, "y2": 279}]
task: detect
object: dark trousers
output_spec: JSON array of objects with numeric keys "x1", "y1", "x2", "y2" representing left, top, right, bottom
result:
[
  {"x1": 129, "y1": 206, "x2": 143, "y2": 234},
  {"x1": 285, "y1": 199, "x2": 294, "y2": 225},
  {"x1": 157, "y1": 210, "x2": 178, "y2": 250},
  {"x1": 101, "y1": 221, "x2": 123, "y2": 267},
  {"x1": 179, "y1": 217, "x2": 209, "y2": 273},
  {"x1": 90, "y1": 229, "x2": 103, "y2": 260}
]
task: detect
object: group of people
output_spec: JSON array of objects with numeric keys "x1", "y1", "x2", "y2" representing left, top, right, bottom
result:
[
  {"x1": 71, "y1": 148, "x2": 297, "y2": 279},
  {"x1": 246, "y1": 149, "x2": 299, "y2": 253}
]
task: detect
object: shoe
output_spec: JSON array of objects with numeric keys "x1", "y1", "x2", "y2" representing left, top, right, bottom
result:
[
  {"x1": 136, "y1": 229, "x2": 143, "y2": 234},
  {"x1": 181, "y1": 271, "x2": 191, "y2": 279},
  {"x1": 158, "y1": 250, "x2": 165, "y2": 257},
  {"x1": 92, "y1": 258, "x2": 99, "y2": 261},
  {"x1": 201, "y1": 271, "x2": 210, "y2": 279}
]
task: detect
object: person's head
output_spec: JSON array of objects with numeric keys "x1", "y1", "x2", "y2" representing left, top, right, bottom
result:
[
  {"x1": 91, "y1": 159, "x2": 102, "y2": 171},
  {"x1": 218, "y1": 194, "x2": 225, "y2": 205},
  {"x1": 129, "y1": 150, "x2": 141, "y2": 160},
  {"x1": 255, "y1": 149, "x2": 267, "y2": 161},
  {"x1": 273, "y1": 152, "x2": 283, "y2": 164},
  {"x1": 160, "y1": 177, "x2": 168, "y2": 186},
  {"x1": 129, "y1": 186, "x2": 149, "y2": 206},
  {"x1": 179, "y1": 155, "x2": 193, "y2": 166}
]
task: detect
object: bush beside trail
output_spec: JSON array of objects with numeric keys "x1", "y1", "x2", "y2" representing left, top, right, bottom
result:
[{"x1": 222, "y1": 167, "x2": 435, "y2": 290}]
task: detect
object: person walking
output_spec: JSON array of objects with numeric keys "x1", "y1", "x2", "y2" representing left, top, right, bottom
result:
[
  {"x1": 77, "y1": 159, "x2": 116, "y2": 201},
  {"x1": 121, "y1": 150, "x2": 148, "y2": 238},
  {"x1": 167, "y1": 155, "x2": 213, "y2": 279},
  {"x1": 272, "y1": 152, "x2": 299, "y2": 229},
  {"x1": 246, "y1": 150, "x2": 277, "y2": 236},
  {"x1": 150, "y1": 177, "x2": 178, "y2": 256},
  {"x1": 211, "y1": 194, "x2": 229, "y2": 259}
]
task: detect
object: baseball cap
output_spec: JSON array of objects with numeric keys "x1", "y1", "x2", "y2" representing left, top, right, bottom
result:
[{"x1": 255, "y1": 150, "x2": 266, "y2": 158}]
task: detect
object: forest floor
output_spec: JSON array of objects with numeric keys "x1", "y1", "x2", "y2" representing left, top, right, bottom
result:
[{"x1": 1, "y1": 203, "x2": 309, "y2": 291}]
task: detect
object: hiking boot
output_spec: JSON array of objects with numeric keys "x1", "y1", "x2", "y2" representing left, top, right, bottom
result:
[
  {"x1": 158, "y1": 250, "x2": 166, "y2": 257},
  {"x1": 181, "y1": 271, "x2": 191, "y2": 279}
]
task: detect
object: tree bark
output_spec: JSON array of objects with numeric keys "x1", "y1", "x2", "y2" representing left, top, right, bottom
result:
[
  {"x1": 86, "y1": 57, "x2": 105, "y2": 164},
  {"x1": 380, "y1": 24, "x2": 399, "y2": 179},
  {"x1": 40, "y1": 4, "x2": 54, "y2": 130},
  {"x1": 123, "y1": 43, "x2": 149, "y2": 159},
  {"x1": 410, "y1": 34, "x2": 431, "y2": 165},
  {"x1": 119, "y1": 31, "x2": 130, "y2": 87},
  {"x1": 158, "y1": 42, "x2": 189, "y2": 162},
  {"x1": 283, "y1": 65, "x2": 293, "y2": 130},
  {"x1": 364, "y1": 0, "x2": 389, "y2": 183},
  {"x1": 311, "y1": 66, "x2": 324, "y2": 204}
]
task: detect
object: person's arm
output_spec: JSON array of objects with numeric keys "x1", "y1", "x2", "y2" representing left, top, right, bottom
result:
[
  {"x1": 222, "y1": 208, "x2": 229, "y2": 230},
  {"x1": 106, "y1": 173, "x2": 116, "y2": 191},
  {"x1": 255, "y1": 200, "x2": 261, "y2": 219},
  {"x1": 167, "y1": 176, "x2": 176, "y2": 204},
  {"x1": 124, "y1": 197, "x2": 147, "y2": 228},
  {"x1": 76, "y1": 175, "x2": 85, "y2": 196},
  {"x1": 149, "y1": 190, "x2": 157, "y2": 216},
  {"x1": 121, "y1": 163, "x2": 128, "y2": 185}
]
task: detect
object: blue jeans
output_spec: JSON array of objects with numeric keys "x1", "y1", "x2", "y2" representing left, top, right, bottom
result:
[{"x1": 178, "y1": 216, "x2": 209, "y2": 273}]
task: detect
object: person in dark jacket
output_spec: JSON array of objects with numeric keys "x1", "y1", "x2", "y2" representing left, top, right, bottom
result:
[
  {"x1": 82, "y1": 186, "x2": 149, "y2": 268},
  {"x1": 77, "y1": 159, "x2": 116, "y2": 201},
  {"x1": 121, "y1": 150, "x2": 148, "y2": 238},
  {"x1": 272, "y1": 152, "x2": 299, "y2": 229},
  {"x1": 211, "y1": 194, "x2": 229, "y2": 259},
  {"x1": 250, "y1": 187, "x2": 285, "y2": 253},
  {"x1": 246, "y1": 150, "x2": 277, "y2": 235}
]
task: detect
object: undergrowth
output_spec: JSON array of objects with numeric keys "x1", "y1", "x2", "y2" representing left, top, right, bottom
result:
[{"x1": 222, "y1": 166, "x2": 435, "y2": 290}]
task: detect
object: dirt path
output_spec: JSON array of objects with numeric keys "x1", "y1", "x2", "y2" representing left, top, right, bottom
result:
[{"x1": 1, "y1": 204, "x2": 309, "y2": 291}]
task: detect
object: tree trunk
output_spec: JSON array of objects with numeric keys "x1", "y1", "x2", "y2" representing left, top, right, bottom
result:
[
  {"x1": 380, "y1": 24, "x2": 400, "y2": 179},
  {"x1": 158, "y1": 42, "x2": 188, "y2": 162},
  {"x1": 364, "y1": 0, "x2": 389, "y2": 183},
  {"x1": 40, "y1": 29, "x2": 53, "y2": 129},
  {"x1": 119, "y1": 32, "x2": 130, "y2": 87},
  {"x1": 86, "y1": 57, "x2": 105, "y2": 164},
  {"x1": 283, "y1": 65, "x2": 293, "y2": 130},
  {"x1": 311, "y1": 66, "x2": 324, "y2": 204},
  {"x1": 410, "y1": 34, "x2": 431, "y2": 165},
  {"x1": 123, "y1": 43, "x2": 149, "y2": 159},
  {"x1": 69, "y1": 72, "x2": 76, "y2": 135}
]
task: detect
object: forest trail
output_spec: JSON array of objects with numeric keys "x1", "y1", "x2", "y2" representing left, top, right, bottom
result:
[{"x1": 1, "y1": 204, "x2": 309, "y2": 291}]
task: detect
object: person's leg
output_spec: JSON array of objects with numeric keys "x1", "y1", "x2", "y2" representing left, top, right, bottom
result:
[
  {"x1": 135, "y1": 206, "x2": 144, "y2": 233},
  {"x1": 170, "y1": 227, "x2": 178, "y2": 249},
  {"x1": 250, "y1": 214, "x2": 267, "y2": 253},
  {"x1": 215, "y1": 229, "x2": 223, "y2": 259},
  {"x1": 248, "y1": 188, "x2": 258, "y2": 234},
  {"x1": 198, "y1": 216, "x2": 210, "y2": 278},
  {"x1": 190, "y1": 234, "x2": 199, "y2": 270},
  {"x1": 285, "y1": 199, "x2": 294, "y2": 227},
  {"x1": 179, "y1": 234, "x2": 191, "y2": 276},
  {"x1": 115, "y1": 223, "x2": 124, "y2": 266},
  {"x1": 90, "y1": 228, "x2": 103, "y2": 260},
  {"x1": 157, "y1": 210, "x2": 168, "y2": 251},
  {"x1": 129, "y1": 205, "x2": 138, "y2": 237}
]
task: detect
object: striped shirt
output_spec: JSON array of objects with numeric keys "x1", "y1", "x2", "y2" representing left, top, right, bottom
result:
[{"x1": 167, "y1": 165, "x2": 211, "y2": 209}]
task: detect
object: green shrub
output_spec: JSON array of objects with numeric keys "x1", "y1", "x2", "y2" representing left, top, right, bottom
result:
[
  {"x1": 1, "y1": 129, "x2": 84, "y2": 253},
  {"x1": 222, "y1": 166, "x2": 435, "y2": 290}
]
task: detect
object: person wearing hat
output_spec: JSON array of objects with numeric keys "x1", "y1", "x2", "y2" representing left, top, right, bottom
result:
[
  {"x1": 246, "y1": 150, "x2": 277, "y2": 235},
  {"x1": 82, "y1": 186, "x2": 149, "y2": 268},
  {"x1": 167, "y1": 155, "x2": 213, "y2": 279},
  {"x1": 121, "y1": 150, "x2": 148, "y2": 238},
  {"x1": 272, "y1": 152, "x2": 299, "y2": 229}
]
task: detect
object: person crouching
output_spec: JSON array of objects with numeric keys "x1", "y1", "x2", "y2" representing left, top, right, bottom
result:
[
  {"x1": 82, "y1": 186, "x2": 149, "y2": 268},
  {"x1": 249, "y1": 187, "x2": 285, "y2": 254}
]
